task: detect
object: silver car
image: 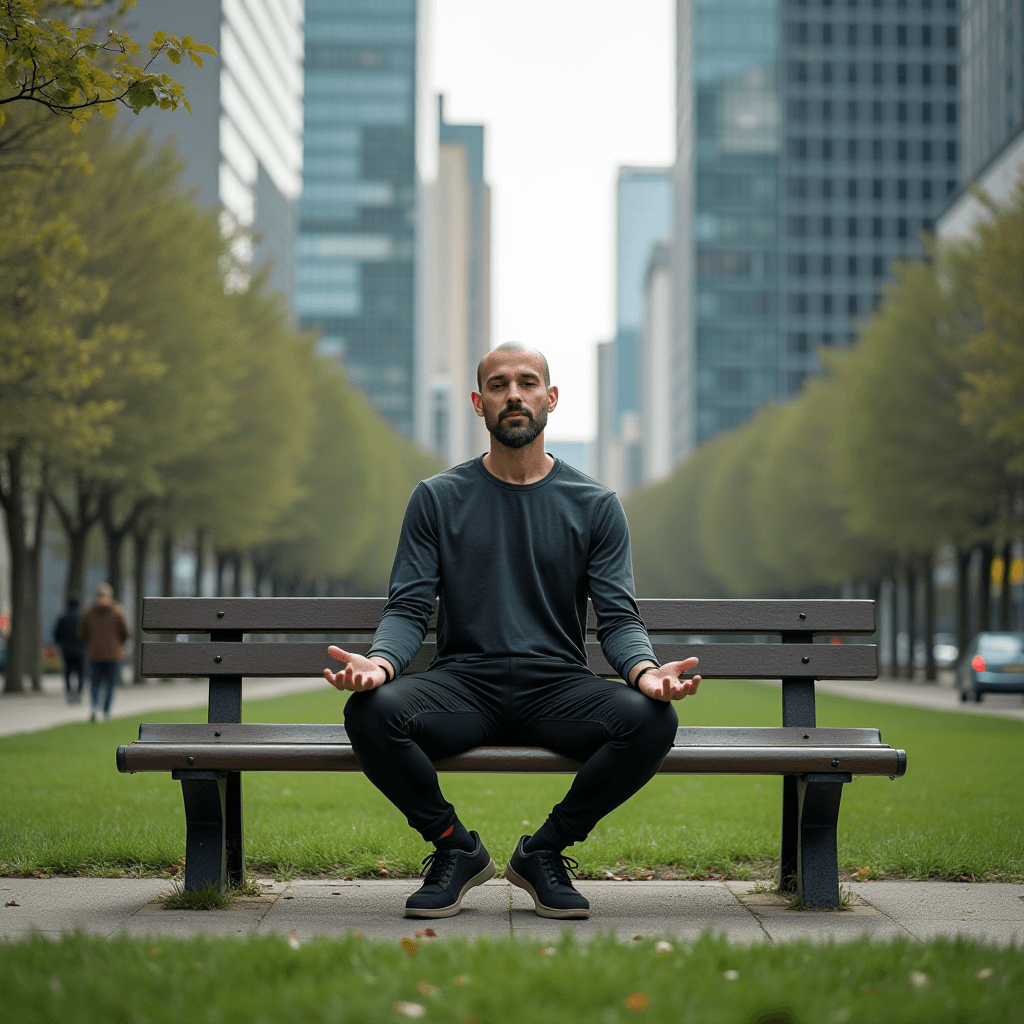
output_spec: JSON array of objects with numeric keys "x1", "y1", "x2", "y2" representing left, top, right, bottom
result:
[{"x1": 957, "y1": 633, "x2": 1024, "y2": 703}]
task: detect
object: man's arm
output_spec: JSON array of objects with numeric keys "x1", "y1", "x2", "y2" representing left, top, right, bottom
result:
[{"x1": 627, "y1": 658, "x2": 702, "y2": 703}]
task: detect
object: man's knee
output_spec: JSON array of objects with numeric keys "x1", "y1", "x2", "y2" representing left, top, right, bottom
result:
[
  {"x1": 344, "y1": 684, "x2": 407, "y2": 738},
  {"x1": 621, "y1": 690, "x2": 678, "y2": 755}
]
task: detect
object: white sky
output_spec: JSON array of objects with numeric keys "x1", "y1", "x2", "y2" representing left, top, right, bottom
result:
[{"x1": 429, "y1": 0, "x2": 675, "y2": 441}]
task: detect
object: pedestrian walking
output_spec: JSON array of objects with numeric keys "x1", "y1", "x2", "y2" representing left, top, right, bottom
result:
[
  {"x1": 77, "y1": 583, "x2": 130, "y2": 722},
  {"x1": 52, "y1": 596, "x2": 86, "y2": 704}
]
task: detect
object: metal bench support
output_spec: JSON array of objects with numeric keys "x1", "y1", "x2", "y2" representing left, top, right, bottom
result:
[
  {"x1": 173, "y1": 769, "x2": 228, "y2": 892},
  {"x1": 795, "y1": 773, "x2": 849, "y2": 908}
]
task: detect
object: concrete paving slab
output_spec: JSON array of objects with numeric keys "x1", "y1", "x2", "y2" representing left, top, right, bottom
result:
[
  {"x1": 853, "y1": 881, "x2": 1024, "y2": 921},
  {"x1": 753, "y1": 915, "x2": 912, "y2": 943}
]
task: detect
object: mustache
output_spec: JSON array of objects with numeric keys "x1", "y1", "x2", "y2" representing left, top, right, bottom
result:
[{"x1": 500, "y1": 406, "x2": 533, "y2": 422}]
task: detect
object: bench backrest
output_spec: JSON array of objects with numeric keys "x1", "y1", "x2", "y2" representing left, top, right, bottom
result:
[{"x1": 141, "y1": 597, "x2": 876, "y2": 730}]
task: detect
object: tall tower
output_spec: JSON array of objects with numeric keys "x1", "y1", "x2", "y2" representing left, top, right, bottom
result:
[{"x1": 298, "y1": 0, "x2": 421, "y2": 438}]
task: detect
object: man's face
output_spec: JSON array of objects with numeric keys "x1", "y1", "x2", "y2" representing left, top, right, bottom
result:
[{"x1": 472, "y1": 351, "x2": 557, "y2": 450}]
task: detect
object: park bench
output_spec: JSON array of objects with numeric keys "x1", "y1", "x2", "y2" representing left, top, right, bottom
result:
[{"x1": 117, "y1": 597, "x2": 906, "y2": 909}]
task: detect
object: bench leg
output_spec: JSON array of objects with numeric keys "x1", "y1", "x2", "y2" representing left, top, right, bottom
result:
[
  {"x1": 795, "y1": 774, "x2": 848, "y2": 909},
  {"x1": 777, "y1": 775, "x2": 800, "y2": 893},
  {"x1": 225, "y1": 771, "x2": 245, "y2": 886},
  {"x1": 173, "y1": 770, "x2": 228, "y2": 892}
]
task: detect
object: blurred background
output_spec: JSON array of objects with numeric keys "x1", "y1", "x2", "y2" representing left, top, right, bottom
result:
[{"x1": 1, "y1": 0, "x2": 1022, "y2": 692}]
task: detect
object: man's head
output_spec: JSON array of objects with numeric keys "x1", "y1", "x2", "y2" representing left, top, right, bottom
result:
[
  {"x1": 94, "y1": 582, "x2": 113, "y2": 606},
  {"x1": 472, "y1": 343, "x2": 557, "y2": 450}
]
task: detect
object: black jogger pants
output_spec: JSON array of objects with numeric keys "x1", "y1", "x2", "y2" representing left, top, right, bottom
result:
[{"x1": 344, "y1": 657, "x2": 678, "y2": 844}]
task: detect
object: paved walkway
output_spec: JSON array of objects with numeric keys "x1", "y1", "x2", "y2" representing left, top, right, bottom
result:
[
  {"x1": 1, "y1": 877, "x2": 1021, "y2": 946},
  {"x1": 3, "y1": 670, "x2": 1022, "y2": 739}
]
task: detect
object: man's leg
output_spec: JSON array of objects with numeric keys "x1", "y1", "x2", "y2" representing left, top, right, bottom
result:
[
  {"x1": 63, "y1": 658, "x2": 74, "y2": 702},
  {"x1": 343, "y1": 665, "x2": 504, "y2": 918},
  {"x1": 88, "y1": 662, "x2": 102, "y2": 721},
  {"x1": 101, "y1": 662, "x2": 120, "y2": 717}
]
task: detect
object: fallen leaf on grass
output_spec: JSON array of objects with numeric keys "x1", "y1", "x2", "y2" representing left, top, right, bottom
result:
[
  {"x1": 633, "y1": 935, "x2": 643, "y2": 941},
  {"x1": 653, "y1": 941, "x2": 674, "y2": 955},
  {"x1": 455, "y1": 975, "x2": 470, "y2": 986},
  {"x1": 400, "y1": 938, "x2": 419, "y2": 956},
  {"x1": 976, "y1": 968, "x2": 993, "y2": 981},
  {"x1": 70, "y1": 871, "x2": 85, "y2": 878},
  {"x1": 392, "y1": 1001, "x2": 425, "y2": 1019},
  {"x1": 32, "y1": 871, "x2": 49, "y2": 879},
  {"x1": 288, "y1": 930, "x2": 300, "y2": 950},
  {"x1": 538, "y1": 947, "x2": 556, "y2": 957},
  {"x1": 5, "y1": 900, "x2": 19, "y2": 907},
  {"x1": 415, "y1": 928, "x2": 437, "y2": 938},
  {"x1": 343, "y1": 876, "x2": 355, "y2": 881},
  {"x1": 624, "y1": 991, "x2": 650, "y2": 1013},
  {"x1": 908, "y1": 971, "x2": 930, "y2": 991},
  {"x1": 723, "y1": 970, "x2": 740, "y2": 981},
  {"x1": 416, "y1": 981, "x2": 438, "y2": 996}
]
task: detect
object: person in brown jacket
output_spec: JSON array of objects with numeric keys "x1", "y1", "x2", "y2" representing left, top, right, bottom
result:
[{"x1": 77, "y1": 582, "x2": 130, "y2": 722}]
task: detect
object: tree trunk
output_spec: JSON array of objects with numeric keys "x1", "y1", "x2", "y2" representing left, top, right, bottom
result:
[
  {"x1": 194, "y1": 526, "x2": 206, "y2": 597},
  {"x1": 101, "y1": 491, "x2": 153, "y2": 604},
  {"x1": 161, "y1": 532, "x2": 174, "y2": 597},
  {"x1": 885, "y1": 575, "x2": 898, "y2": 677},
  {"x1": 998, "y1": 540, "x2": 1012, "y2": 632},
  {"x1": 231, "y1": 552, "x2": 243, "y2": 597},
  {"x1": 26, "y1": 480, "x2": 46, "y2": 692},
  {"x1": 215, "y1": 549, "x2": 229, "y2": 598},
  {"x1": 978, "y1": 542, "x2": 994, "y2": 634},
  {"x1": 903, "y1": 560, "x2": 917, "y2": 680},
  {"x1": 923, "y1": 550, "x2": 937, "y2": 682},
  {"x1": 48, "y1": 477, "x2": 101, "y2": 604},
  {"x1": 131, "y1": 525, "x2": 151, "y2": 683},
  {"x1": 956, "y1": 547, "x2": 971, "y2": 656},
  {"x1": 1, "y1": 446, "x2": 29, "y2": 693}
]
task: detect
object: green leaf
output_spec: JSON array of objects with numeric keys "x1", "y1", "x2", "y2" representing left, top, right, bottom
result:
[
  {"x1": 166, "y1": 49, "x2": 180, "y2": 65},
  {"x1": 188, "y1": 52, "x2": 203, "y2": 68},
  {"x1": 151, "y1": 30, "x2": 168, "y2": 45}
]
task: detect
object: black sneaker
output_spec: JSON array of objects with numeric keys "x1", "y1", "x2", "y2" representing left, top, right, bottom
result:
[
  {"x1": 405, "y1": 831, "x2": 495, "y2": 918},
  {"x1": 505, "y1": 835, "x2": 590, "y2": 919}
]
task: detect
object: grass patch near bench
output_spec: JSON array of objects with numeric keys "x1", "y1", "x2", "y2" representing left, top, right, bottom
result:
[
  {"x1": 1, "y1": 931, "x2": 1020, "y2": 1024},
  {"x1": 0, "y1": 680, "x2": 1021, "y2": 881}
]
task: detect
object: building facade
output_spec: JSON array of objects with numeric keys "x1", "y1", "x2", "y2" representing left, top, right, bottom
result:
[
  {"x1": 639, "y1": 240, "x2": 674, "y2": 485},
  {"x1": 129, "y1": 0, "x2": 304, "y2": 307},
  {"x1": 675, "y1": 0, "x2": 961, "y2": 451},
  {"x1": 417, "y1": 96, "x2": 492, "y2": 466},
  {"x1": 297, "y1": 0, "x2": 421, "y2": 438}
]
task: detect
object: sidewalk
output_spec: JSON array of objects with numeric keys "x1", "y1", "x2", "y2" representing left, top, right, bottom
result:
[
  {"x1": 3, "y1": 669, "x2": 1022, "y2": 739},
  {"x1": 1, "y1": 877, "x2": 1021, "y2": 946}
]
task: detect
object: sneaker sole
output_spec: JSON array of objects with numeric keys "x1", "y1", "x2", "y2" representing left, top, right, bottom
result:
[
  {"x1": 504, "y1": 863, "x2": 591, "y2": 919},
  {"x1": 404, "y1": 858, "x2": 496, "y2": 919}
]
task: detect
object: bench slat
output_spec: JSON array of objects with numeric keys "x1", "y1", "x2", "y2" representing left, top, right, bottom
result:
[
  {"x1": 117, "y1": 741, "x2": 903, "y2": 776},
  {"x1": 140, "y1": 641, "x2": 877, "y2": 681},
  {"x1": 133, "y1": 723, "x2": 885, "y2": 747},
  {"x1": 142, "y1": 597, "x2": 877, "y2": 635}
]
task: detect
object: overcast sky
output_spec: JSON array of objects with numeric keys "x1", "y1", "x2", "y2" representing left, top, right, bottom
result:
[{"x1": 430, "y1": 0, "x2": 675, "y2": 442}]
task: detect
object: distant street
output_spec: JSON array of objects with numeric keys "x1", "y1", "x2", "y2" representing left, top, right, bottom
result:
[{"x1": 2, "y1": 669, "x2": 1022, "y2": 739}]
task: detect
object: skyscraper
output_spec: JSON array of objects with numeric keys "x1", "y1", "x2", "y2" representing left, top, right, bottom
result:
[
  {"x1": 128, "y1": 0, "x2": 304, "y2": 307},
  {"x1": 675, "y1": 0, "x2": 961, "y2": 451},
  {"x1": 418, "y1": 96, "x2": 492, "y2": 466},
  {"x1": 298, "y1": 0, "x2": 422, "y2": 438}
]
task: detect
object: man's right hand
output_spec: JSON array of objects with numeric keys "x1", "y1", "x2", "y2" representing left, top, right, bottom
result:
[{"x1": 323, "y1": 646, "x2": 393, "y2": 692}]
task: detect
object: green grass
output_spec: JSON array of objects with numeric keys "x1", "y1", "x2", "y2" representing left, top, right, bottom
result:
[
  {"x1": 0, "y1": 681, "x2": 1021, "y2": 881},
  {"x1": 0, "y1": 932, "x2": 1020, "y2": 1024}
]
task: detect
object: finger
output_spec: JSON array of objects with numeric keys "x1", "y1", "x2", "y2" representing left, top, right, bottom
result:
[
  {"x1": 663, "y1": 657, "x2": 700, "y2": 675},
  {"x1": 327, "y1": 645, "x2": 352, "y2": 663}
]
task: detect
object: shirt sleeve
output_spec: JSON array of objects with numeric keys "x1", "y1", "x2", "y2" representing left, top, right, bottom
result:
[
  {"x1": 587, "y1": 492, "x2": 657, "y2": 682},
  {"x1": 366, "y1": 482, "x2": 441, "y2": 677}
]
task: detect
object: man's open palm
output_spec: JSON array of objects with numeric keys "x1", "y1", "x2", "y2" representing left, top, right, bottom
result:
[
  {"x1": 637, "y1": 658, "x2": 702, "y2": 702},
  {"x1": 324, "y1": 646, "x2": 388, "y2": 692}
]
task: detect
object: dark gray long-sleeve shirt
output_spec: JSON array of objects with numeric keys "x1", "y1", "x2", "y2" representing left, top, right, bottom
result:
[{"x1": 367, "y1": 456, "x2": 656, "y2": 681}]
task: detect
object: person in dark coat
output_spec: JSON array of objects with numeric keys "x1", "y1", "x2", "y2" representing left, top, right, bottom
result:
[
  {"x1": 77, "y1": 583, "x2": 130, "y2": 721},
  {"x1": 53, "y1": 596, "x2": 86, "y2": 704}
]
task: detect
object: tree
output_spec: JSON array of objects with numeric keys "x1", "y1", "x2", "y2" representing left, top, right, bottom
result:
[{"x1": 0, "y1": 1, "x2": 214, "y2": 132}]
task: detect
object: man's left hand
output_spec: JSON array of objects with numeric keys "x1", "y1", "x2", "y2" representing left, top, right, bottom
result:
[{"x1": 635, "y1": 658, "x2": 701, "y2": 702}]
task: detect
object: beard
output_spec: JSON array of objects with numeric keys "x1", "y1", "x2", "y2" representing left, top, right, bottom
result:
[{"x1": 487, "y1": 404, "x2": 547, "y2": 449}]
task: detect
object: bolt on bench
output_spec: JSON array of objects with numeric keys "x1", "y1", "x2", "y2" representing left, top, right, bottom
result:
[{"x1": 117, "y1": 597, "x2": 906, "y2": 909}]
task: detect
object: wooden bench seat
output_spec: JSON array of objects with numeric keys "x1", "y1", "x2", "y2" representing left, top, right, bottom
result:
[{"x1": 117, "y1": 596, "x2": 906, "y2": 909}]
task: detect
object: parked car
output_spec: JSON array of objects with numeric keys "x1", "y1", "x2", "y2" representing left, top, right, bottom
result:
[{"x1": 957, "y1": 633, "x2": 1024, "y2": 702}]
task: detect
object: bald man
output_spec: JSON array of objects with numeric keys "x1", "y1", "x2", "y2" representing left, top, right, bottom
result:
[{"x1": 325, "y1": 343, "x2": 701, "y2": 920}]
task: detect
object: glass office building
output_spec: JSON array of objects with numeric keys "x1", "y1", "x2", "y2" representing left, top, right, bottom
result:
[
  {"x1": 675, "y1": 0, "x2": 961, "y2": 451},
  {"x1": 298, "y1": 0, "x2": 420, "y2": 437}
]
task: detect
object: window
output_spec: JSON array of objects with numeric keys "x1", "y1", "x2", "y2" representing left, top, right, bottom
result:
[
  {"x1": 789, "y1": 215, "x2": 809, "y2": 237},
  {"x1": 789, "y1": 253, "x2": 809, "y2": 275},
  {"x1": 848, "y1": 138, "x2": 859, "y2": 161},
  {"x1": 788, "y1": 332, "x2": 809, "y2": 354},
  {"x1": 790, "y1": 61, "x2": 809, "y2": 82},
  {"x1": 921, "y1": 64, "x2": 932, "y2": 86},
  {"x1": 847, "y1": 178, "x2": 858, "y2": 198},
  {"x1": 946, "y1": 102, "x2": 956, "y2": 124},
  {"x1": 822, "y1": 215, "x2": 833, "y2": 238},
  {"x1": 823, "y1": 61, "x2": 834, "y2": 83},
  {"x1": 945, "y1": 26, "x2": 957, "y2": 48},
  {"x1": 847, "y1": 216, "x2": 858, "y2": 238},
  {"x1": 822, "y1": 138, "x2": 834, "y2": 160},
  {"x1": 922, "y1": 140, "x2": 933, "y2": 162},
  {"x1": 946, "y1": 64, "x2": 957, "y2": 86},
  {"x1": 873, "y1": 178, "x2": 883, "y2": 198},
  {"x1": 922, "y1": 25, "x2": 932, "y2": 47},
  {"x1": 898, "y1": 102, "x2": 908, "y2": 122},
  {"x1": 946, "y1": 141, "x2": 957, "y2": 163},
  {"x1": 823, "y1": 23, "x2": 833, "y2": 45},
  {"x1": 922, "y1": 101, "x2": 932, "y2": 123},
  {"x1": 822, "y1": 254, "x2": 833, "y2": 276},
  {"x1": 789, "y1": 137, "x2": 809, "y2": 159},
  {"x1": 822, "y1": 178, "x2": 833, "y2": 198},
  {"x1": 873, "y1": 63, "x2": 884, "y2": 85},
  {"x1": 788, "y1": 176, "x2": 808, "y2": 197},
  {"x1": 898, "y1": 179, "x2": 908, "y2": 199},
  {"x1": 872, "y1": 216, "x2": 884, "y2": 237},
  {"x1": 822, "y1": 293, "x2": 834, "y2": 315},
  {"x1": 847, "y1": 294, "x2": 859, "y2": 315},
  {"x1": 898, "y1": 217, "x2": 908, "y2": 238},
  {"x1": 897, "y1": 63, "x2": 908, "y2": 85},
  {"x1": 872, "y1": 24, "x2": 883, "y2": 46},
  {"x1": 847, "y1": 100, "x2": 858, "y2": 121},
  {"x1": 946, "y1": 179, "x2": 956, "y2": 195},
  {"x1": 897, "y1": 25, "x2": 908, "y2": 46},
  {"x1": 847, "y1": 62, "x2": 858, "y2": 84},
  {"x1": 789, "y1": 293, "x2": 809, "y2": 315},
  {"x1": 847, "y1": 255, "x2": 858, "y2": 276},
  {"x1": 822, "y1": 100, "x2": 833, "y2": 122},
  {"x1": 873, "y1": 139, "x2": 885, "y2": 161},
  {"x1": 790, "y1": 98, "x2": 809, "y2": 121},
  {"x1": 872, "y1": 255, "x2": 885, "y2": 277},
  {"x1": 847, "y1": 23, "x2": 858, "y2": 46},
  {"x1": 922, "y1": 179, "x2": 932, "y2": 200},
  {"x1": 872, "y1": 100, "x2": 883, "y2": 122},
  {"x1": 897, "y1": 140, "x2": 908, "y2": 162},
  {"x1": 922, "y1": 217, "x2": 934, "y2": 232},
  {"x1": 719, "y1": 368, "x2": 743, "y2": 391},
  {"x1": 821, "y1": 332, "x2": 834, "y2": 347}
]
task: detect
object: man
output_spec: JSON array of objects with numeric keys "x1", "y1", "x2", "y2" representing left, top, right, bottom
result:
[
  {"x1": 324, "y1": 343, "x2": 700, "y2": 920},
  {"x1": 77, "y1": 582, "x2": 130, "y2": 722},
  {"x1": 53, "y1": 595, "x2": 86, "y2": 704}
]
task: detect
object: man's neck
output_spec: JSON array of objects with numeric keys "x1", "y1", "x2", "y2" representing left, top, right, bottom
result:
[{"x1": 482, "y1": 435, "x2": 554, "y2": 485}]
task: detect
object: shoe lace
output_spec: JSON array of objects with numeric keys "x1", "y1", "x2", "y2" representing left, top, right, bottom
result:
[
  {"x1": 535, "y1": 850, "x2": 580, "y2": 888},
  {"x1": 420, "y1": 848, "x2": 459, "y2": 887}
]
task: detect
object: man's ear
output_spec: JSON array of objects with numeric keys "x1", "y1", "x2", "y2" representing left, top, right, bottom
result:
[
  {"x1": 547, "y1": 385, "x2": 559, "y2": 412},
  {"x1": 471, "y1": 391, "x2": 484, "y2": 417}
]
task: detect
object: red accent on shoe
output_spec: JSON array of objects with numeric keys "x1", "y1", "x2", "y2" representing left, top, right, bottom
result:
[{"x1": 438, "y1": 825, "x2": 455, "y2": 839}]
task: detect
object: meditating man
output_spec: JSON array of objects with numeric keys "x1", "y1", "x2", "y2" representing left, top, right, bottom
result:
[{"x1": 324, "y1": 342, "x2": 701, "y2": 920}]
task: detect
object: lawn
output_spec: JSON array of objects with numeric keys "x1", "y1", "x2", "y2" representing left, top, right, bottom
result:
[
  {"x1": 0, "y1": 680, "x2": 1021, "y2": 881},
  {"x1": 0, "y1": 931, "x2": 1020, "y2": 1024}
]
